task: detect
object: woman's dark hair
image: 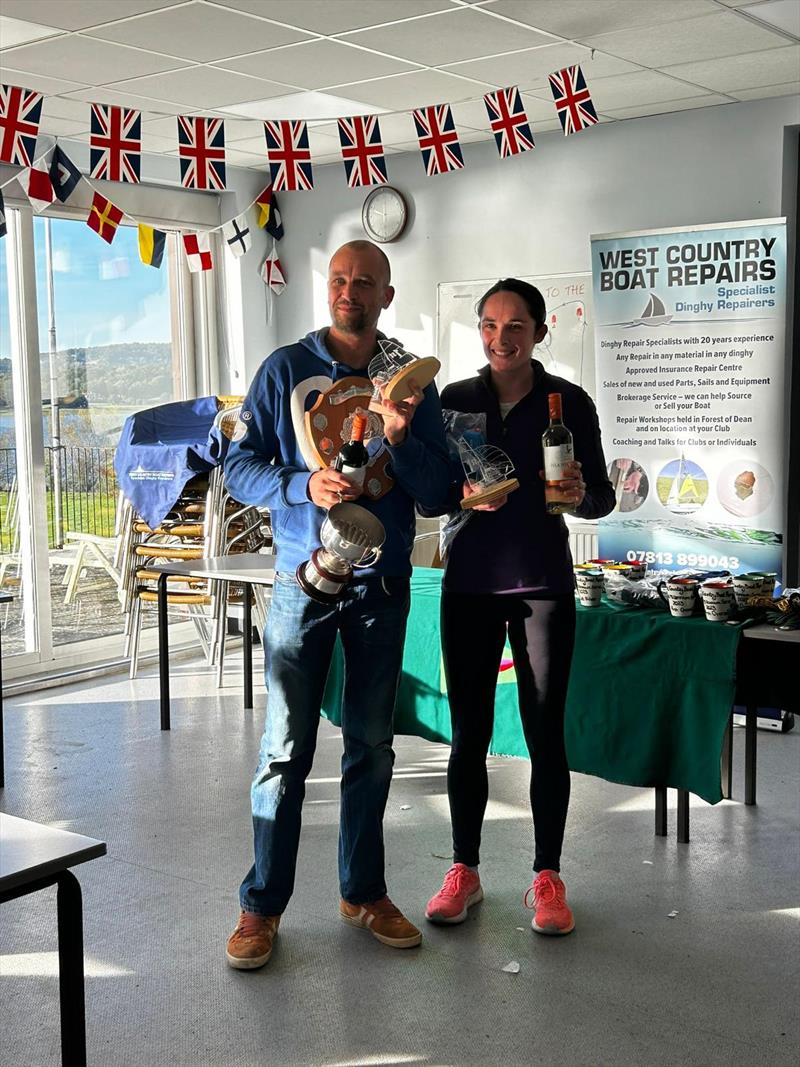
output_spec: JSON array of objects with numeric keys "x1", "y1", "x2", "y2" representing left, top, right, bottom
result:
[{"x1": 476, "y1": 278, "x2": 546, "y2": 327}]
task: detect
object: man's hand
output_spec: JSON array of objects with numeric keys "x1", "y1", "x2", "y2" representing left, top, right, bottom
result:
[
  {"x1": 308, "y1": 468, "x2": 362, "y2": 509},
  {"x1": 373, "y1": 377, "x2": 424, "y2": 446},
  {"x1": 539, "y1": 459, "x2": 586, "y2": 509},
  {"x1": 462, "y1": 479, "x2": 508, "y2": 511}
]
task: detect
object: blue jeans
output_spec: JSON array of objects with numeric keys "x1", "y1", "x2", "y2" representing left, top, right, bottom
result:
[{"x1": 239, "y1": 572, "x2": 410, "y2": 916}]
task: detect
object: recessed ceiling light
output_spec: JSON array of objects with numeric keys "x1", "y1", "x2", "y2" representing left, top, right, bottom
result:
[{"x1": 216, "y1": 90, "x2": 388, "y2": 122}]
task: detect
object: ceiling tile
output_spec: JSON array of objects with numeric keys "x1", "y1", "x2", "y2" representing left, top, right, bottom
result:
[
  {"x1": 216, "y1": 38, "x2": 418, "y2": 88},
  {"x1": 588, "y1": 70, "x2": 711, "y2": 109},
  {"x1": 211, "y1": 0, "x2": 453, "y2": 35},
  {"x1": 38, "y1": 115, "x2": 92, "y2": 136},
  {"x1": 139, "y1": 115, "x2": 189, "y2": 138},
  {"x1": 487, "y1": 0, "x2": 720, "y2": 38},
  {"x1": 1, "y1": 35, "x2": 191, "y2": 83},
  {"x1": 662, "y1": 44, "x2": 800, "y2": 91},
  {"x1": 0, "y1": 1, "x2": 183, "y2": 32},
  {"x1": 0, "y1": 15, "x2": 64, "y2": 49},
  {"x1": 330, "y1": 69, "x2": 494, "y2": 110},
  {"x1": 730, "y1": 79, "x2": 800, "y2": 99},
  {"x1": 225, "y1": 147, "x2": 268, "y2": 166},
  {"x1": 340, "y1": 8, "x2": 555, "y2": 67},
  {"x1": 107, "y1": 66, "x2": 294, "y2": 108},
  {"x1": 140, "y1": 130, "x2": 181, "y2": 152},
  {"x1": 715, "y1": 0, "x2": 769, "y2": 6},
  {"x1": 40, "y1": 95, "x2": 93, "y2": 122},
  {"x1": 205, "y1": 116, "x2": 259, "y2": 140},
  {"x1": 602, "y1": 94, "x2": 732, "y2": 119},
  {"x1": 443, "y1": 43, "x2": 638, "y2": 91},
  {"x1": 368, "y1": 111, "x2": 418, "y2": 143},
  {"x1": 0, "y1": 67, "x2": 87, "y2": 95},
  {"x1": 64, "y1": 86, "x2": 190, "y2": 114},
  {"x1": 220, "y1": 133, "x2": 265, "y2": 154},
  {"x1": 741, "y1": 0, "x2": 800, "y2": 37},
  {"x1": 86, "y1": 2, "x2": 313, "y2": 64},
  {"x1": 581, "y1": 11, "x2": 788, "y2": 67}
]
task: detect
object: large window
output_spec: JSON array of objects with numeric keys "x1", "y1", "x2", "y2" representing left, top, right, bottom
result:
[{"x1": 1, "y1": 203, "x2": 196, "y2": 670}]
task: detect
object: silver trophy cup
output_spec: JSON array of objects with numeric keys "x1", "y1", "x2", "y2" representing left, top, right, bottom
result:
[{"x1": 297, "y1": 502, "x2": 386, "y2": 603}]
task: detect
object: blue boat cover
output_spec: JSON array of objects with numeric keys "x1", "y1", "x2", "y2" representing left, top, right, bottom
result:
[{"x1": 114, "y1": 396, "x2": 227, "y2": 528}]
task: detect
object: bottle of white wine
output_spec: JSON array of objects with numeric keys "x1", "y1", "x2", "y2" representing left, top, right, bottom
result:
[
  {"x1": 333, "y1": 411, "x2": 369, "y2": 489},
  {"x1": 542, "y1": 393, "x2": 574, "y2": 515}
]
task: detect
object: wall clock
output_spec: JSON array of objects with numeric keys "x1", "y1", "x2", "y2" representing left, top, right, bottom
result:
[{"x1": 361, "y1": 186, "x2": 408, "y2": 243}]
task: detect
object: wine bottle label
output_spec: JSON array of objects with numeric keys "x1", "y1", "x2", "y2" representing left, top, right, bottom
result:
[
  {"x1": 543, "y1": 443, "x2": 574, "y2": 482},
  {"x1": 340, "y1": 464, "x2": 366, "y2": 487}
]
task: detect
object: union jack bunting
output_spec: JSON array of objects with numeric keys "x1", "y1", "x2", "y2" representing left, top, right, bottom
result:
[
  {"x1": 264, "y1": 120, "x2": 313, "y2": 192},
  {"x1": 177, "y1": 116, "x2": 226, "y2": 191},
  {"x1": 338, "y1": 116, "x2": 387, "y2": 188},
  {"x1": 87, "y1": 191, "x2": 124, "y2": 244},
  {"x1": 412, "y1": 104, "x2": 463, "y2": 177},
  {"x1": 183, "y1": 232, "x2": 213, "y2": 272},
  {"x1": 90, "y1": 103, "x2": 141, "y2": 183},
  {"x1": 0, "y1": 83, "x2": 43, "y2": 166},
  {"x1": 548, "y1": 64, "x2": 598, "y2": 136},
  {"x1": 484, "y1": 86, "x2": 535, "y2": 158}
]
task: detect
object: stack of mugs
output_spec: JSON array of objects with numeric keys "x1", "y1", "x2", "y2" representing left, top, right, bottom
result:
[
  {"x1": 658, "y1": 571, "x2": 776, "y2": 622},
  {"x1": 573, "y1": 558, "x2": 647, "y2": 607}
]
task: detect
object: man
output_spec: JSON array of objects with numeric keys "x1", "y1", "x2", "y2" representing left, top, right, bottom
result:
[{"x1": 224, "y1": 240, "x2": 450, "y2": 969}]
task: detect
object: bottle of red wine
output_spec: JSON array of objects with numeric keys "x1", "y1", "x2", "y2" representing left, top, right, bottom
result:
[
  {"x1": 333, "y1": 411, "x2": 368, "y2": 489},
  {"x1": 542, "y1": 393, "x2": 574, "y2": 515}
]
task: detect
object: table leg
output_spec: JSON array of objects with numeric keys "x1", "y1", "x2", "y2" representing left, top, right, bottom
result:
[
  {"x1": 243, "y1": 583, "x2": 253, "y2": 710},
  {"x1": 0, "y1": 628, "x2": 4, "y2": 789},
  {"x1": 677, "y1": 790, "x2": 690, "y2": 844},
  {"x1": 655, "y1": 786, "x2": 667, "y2": 836},
  {"x1": 745, "y1": 703, "x2": 757, "y2": 805},
  {"x1": 720, "y1": 713, "x2": 733, "y2": 800},
  {"x1": 56, "y1": 870, "x2": 87, "y2": 1067},
  {"x1": 158, "y1": 574, "x2": 170, "y2": 731}
]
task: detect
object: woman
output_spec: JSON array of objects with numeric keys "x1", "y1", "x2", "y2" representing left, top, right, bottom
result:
[{"x1": 426, "y1": 279, "x2": 614, "y2": 935}]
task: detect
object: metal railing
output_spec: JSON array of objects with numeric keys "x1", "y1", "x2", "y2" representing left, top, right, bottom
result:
[{"x1": 0, "y1": 446, "x2": 118, "y2": 552}]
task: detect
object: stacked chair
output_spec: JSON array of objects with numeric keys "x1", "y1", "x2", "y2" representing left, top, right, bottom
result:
[{"x1": 116, "y1": 401, "x2": 272, "y2": 681}]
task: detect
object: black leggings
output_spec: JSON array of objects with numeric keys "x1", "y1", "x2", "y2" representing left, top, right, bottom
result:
[{"x1": 441, "y1": 590, "x2": 576, "y2": 873}]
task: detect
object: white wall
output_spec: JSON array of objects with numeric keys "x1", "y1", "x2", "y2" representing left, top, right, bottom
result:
[{"x1": 255, "y1": 95, "x2": 799, "y2": 388}]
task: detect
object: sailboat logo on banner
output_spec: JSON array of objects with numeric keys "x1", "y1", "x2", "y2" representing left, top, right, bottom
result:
[{"x1": 637, "y1": 292, "x2": 672, "y2": 327}]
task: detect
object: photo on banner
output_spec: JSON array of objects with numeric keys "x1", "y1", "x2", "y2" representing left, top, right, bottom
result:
[{"x1": 590, "y1": 219, "x2": 787, "y2": 584}]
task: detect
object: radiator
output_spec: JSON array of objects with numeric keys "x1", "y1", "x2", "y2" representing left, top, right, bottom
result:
[{"x1": 568, "y1": 525, "x2": 599, "y2": 565}]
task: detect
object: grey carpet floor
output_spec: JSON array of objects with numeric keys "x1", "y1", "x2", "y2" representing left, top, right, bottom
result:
[{"x1": 1, "y1": 660, "x2": 798, "y2": 1067}]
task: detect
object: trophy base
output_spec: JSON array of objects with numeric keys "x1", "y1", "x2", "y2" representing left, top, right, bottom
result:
[
  {"x1": 460, "y1": 478, "x2": 519, "y2": 510},
  {"x1": 296, "y1": 557, "x2": 348, "y2": 603},
  {"x1": 370, "y1": 357, "x2": 441, "y2": 412}
]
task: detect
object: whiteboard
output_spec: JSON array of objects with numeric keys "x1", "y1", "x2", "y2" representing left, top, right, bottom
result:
[{"x1": 436, "y1": 272, "x2": 595, "y2": 392}]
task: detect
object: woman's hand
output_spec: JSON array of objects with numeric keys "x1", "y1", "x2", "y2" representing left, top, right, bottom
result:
[
  {"x1": 539, "y1": 460, "x2": 586, "y2": 509},
  {"x1": 462, "y1": 480, "x2": 508, "y2": 512},
  {"x1": 373, "y1": 377, "x2": 423, "y2": 446},
  {"x1": 308, "y1": 468, "x2": 362, "y2": 509}
]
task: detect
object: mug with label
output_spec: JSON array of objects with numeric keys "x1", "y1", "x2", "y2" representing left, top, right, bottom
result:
[
  {"x1": 744, "y1": 571, "x2": 777, "y2": 598},
  {"x1": 699, "y1": 579, "x2": 735, "y2": 622},
  {"x1": 574, "y1": 568, "x2": 604, "y2": 607},
  {"x1": 732, "y1": 573, "x2": 764, "y2": 609},
  {"x1": 657, "y1": 576, "x2": 700, "y2": 618}
]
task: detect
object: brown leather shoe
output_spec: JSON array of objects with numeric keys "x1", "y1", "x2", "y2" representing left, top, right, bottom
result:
[
  {"x1": 340, "y1": 895, "x2": 422, "y2": 948},
  {"x1": 226, "y1": 911, "x2": 280, "y2": 970}
]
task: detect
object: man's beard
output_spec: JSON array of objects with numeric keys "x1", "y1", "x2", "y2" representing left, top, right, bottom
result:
[{"x1": 332, "y1": 304, "x2": 368, "y2": 334}]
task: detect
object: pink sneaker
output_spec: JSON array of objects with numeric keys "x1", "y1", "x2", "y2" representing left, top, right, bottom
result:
[
  {"x1": 525, "y1": 870, "x2": 575, "y2": 935},
  {"x1": 425, "y1": 863, "x2": 483, "y2": 924}
]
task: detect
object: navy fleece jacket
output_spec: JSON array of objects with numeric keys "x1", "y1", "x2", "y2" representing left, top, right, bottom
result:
[
  {"x1": 436, "y1": 360, "x2": 615, "y2": 595},
  {"x1": 224, "y1": 328, "x2": 451, "y2": 577}
]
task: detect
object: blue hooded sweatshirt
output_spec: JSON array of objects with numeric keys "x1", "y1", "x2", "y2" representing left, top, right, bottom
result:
[{"x1": 224, "y1": 328, "x2": 451, "y2": 577}]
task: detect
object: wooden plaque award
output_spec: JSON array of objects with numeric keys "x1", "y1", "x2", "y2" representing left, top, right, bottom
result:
[{"x1": 304, "y1": 377, "x2": 394, "y2": 501}]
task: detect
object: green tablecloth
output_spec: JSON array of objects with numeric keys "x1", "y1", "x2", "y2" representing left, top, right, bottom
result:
[{"x1": 322, "y1": 568, "x2": 742, "y2": 804}]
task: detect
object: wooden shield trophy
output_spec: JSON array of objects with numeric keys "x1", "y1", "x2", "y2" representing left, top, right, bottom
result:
[{"x1": 304, "y1": 377, "x2": 394, "y2": 501}]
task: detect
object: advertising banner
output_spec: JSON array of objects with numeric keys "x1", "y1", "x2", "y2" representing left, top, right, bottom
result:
[{"x1": 590, "y1": 219, "x2": 786, "y2": 583}]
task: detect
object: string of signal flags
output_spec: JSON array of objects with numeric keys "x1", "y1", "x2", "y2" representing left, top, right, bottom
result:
[{"x1": 0, "y1": 63, "x2": 599, "y2": 293}]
